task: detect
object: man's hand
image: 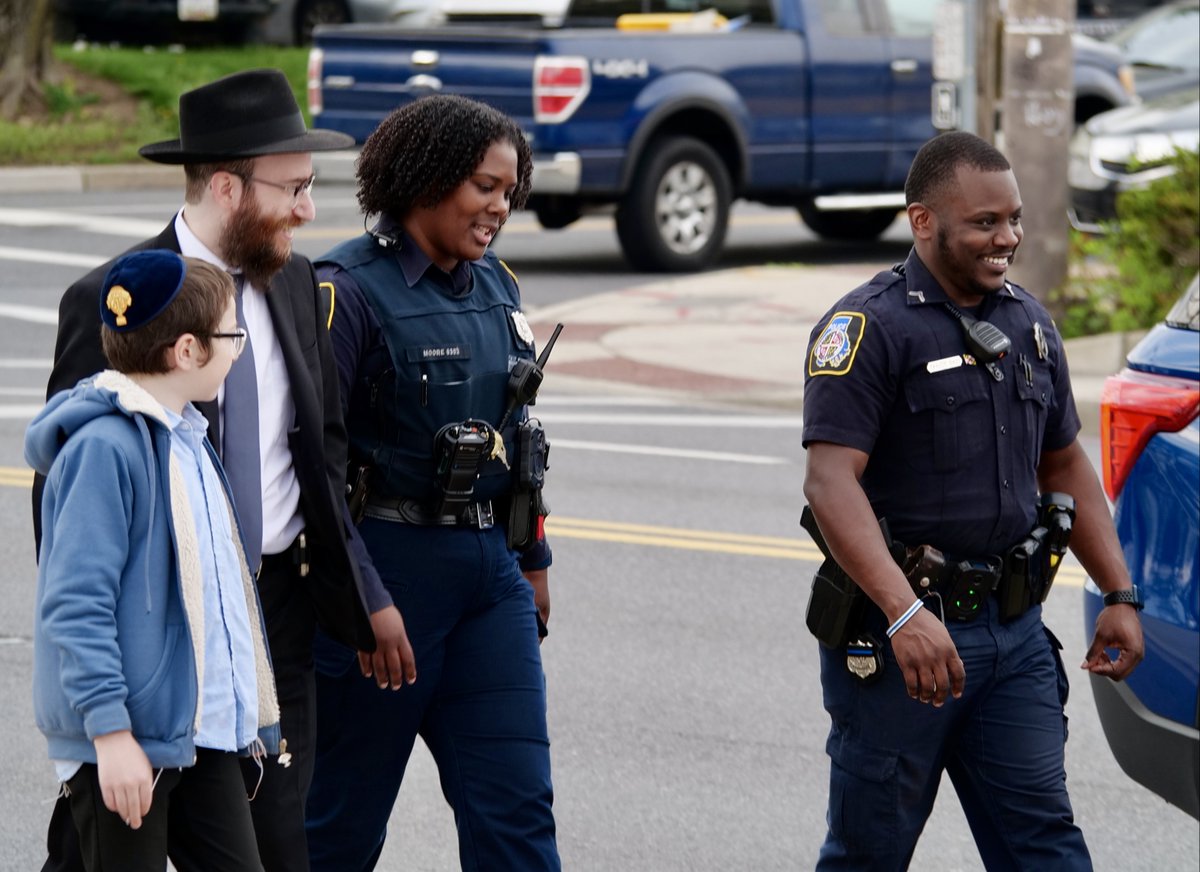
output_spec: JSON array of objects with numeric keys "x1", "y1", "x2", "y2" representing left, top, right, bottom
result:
[
  {"x1": 889, "y1": 607, "x2": 966, "y2": 708},
  {"x1": 94, "y1": 730, "x2": 153, "y2": 829},
  {"x1": 358, "y1": 605, "x2": 417, "y2": 690},
  {"x1": 1081, "y1": 602, "x2": 1144, "y2": 681}
]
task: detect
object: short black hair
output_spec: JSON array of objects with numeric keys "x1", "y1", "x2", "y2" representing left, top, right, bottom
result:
[
  {"x1": 905, "y1": 132, "x2": 1011, "y2": 206},
  {"x1": 355, "y1": 94, "x2": 533, "y2": 219}
]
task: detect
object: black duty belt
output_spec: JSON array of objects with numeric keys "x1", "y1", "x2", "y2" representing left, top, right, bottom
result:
[
  {"x1": 903, "y1": 539, "x2": 1050, "y2": 623},
  {"x1": 363, "y1": 497, "x2": 494, "y2": 529},
  {"x1": 259, "y1": 531, "x2": 309, "y2": 578}
]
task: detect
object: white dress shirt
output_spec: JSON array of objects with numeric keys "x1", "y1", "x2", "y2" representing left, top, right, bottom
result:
[{"x1": 175, "y1": 210, "x2": 304, "y2": 556}]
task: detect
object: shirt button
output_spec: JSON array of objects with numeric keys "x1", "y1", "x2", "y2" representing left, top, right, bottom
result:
[
  {"x1": 1000, "y1": 425, "x2": 1008, "y2": 435},
  {"x1": 1003, "y1": 480, "x2": 1010, "y2": 489},
  {"x1": 946, "y1": 396, "x2": 956, "y2": 406},
  {"x1": 1041, "y1": 391, "x2": 1047, "y2": 401}
]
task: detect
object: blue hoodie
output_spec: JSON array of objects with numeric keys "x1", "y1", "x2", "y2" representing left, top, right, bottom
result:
[{"x1": 26, "y1": 371, "x2": 280, "y2": 768}]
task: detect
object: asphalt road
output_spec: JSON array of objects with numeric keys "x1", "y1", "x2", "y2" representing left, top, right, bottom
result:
[{"x1": 0, "y1": 186, "x2": 1196, "y2": 870}]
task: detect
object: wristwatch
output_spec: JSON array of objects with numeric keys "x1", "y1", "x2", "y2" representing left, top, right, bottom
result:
[{"x1": 1102, "y1": 586, "x2": 1144, "y2": 610}]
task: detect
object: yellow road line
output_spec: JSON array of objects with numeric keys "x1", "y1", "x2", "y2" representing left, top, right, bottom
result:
[
  {"x1": 545, "y1": 515, "x2": 1086, "y2": 586},
  {"x1": 0, "y1": 466, "x2": 32, "y2": 487},
  {"x1": 0, "y1": 467, "x2": 1085, "y2": 586},
  {"x1": 294, "y1": 211, "x2": 799, "y2": 242},
  {"x1": 549, "y1": 515, "x2": 814, "y2": 548}
]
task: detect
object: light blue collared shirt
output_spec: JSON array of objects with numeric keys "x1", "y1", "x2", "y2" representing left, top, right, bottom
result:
[{"x1": 168, "y1": 404, "x2": 260, "y2": 752}]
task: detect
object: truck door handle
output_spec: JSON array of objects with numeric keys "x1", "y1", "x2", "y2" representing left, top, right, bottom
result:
[
  {"x1": 405, "y1": 74, "x2": 443, "y2": 93},
  {"x1": 891, "y1": 58, "x2": 919, "y2": 74}
]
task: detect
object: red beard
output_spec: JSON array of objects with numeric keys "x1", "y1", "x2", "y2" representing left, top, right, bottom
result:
[{"x1": 219, "y1": 194, "x2": 296, "y2": 289}]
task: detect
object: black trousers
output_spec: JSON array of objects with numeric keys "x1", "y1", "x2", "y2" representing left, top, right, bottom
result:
[
  {"x1": 65, "y1": 748, "x2": 262, "y2": 872},
  {"x1": 241, "y1": 552, "x2": 318, "y2": 872},
  {"x1": 43, "y1": 556, "x2": 318, "y2": 872}
]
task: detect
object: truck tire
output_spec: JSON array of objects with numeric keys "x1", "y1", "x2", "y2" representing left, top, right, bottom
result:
[
  {"x1": 532, "y1": 197, "x2": 582, "y2": 230},
  {"x1": 616, "y1": 136, "x2": 731, "y2": 273},
  {"x1": 797, "y1": 202, "x2": 898, "y2": 241}
]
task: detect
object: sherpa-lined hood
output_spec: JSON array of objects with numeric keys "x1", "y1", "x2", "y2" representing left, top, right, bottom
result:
[{"x1": 25, "y1": 370, "x2": 172, "y2": 477}]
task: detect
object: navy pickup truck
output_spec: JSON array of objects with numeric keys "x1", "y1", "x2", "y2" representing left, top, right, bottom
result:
[{"x1": 309, "y1": 0, "x2": 1134, "y2": 272}]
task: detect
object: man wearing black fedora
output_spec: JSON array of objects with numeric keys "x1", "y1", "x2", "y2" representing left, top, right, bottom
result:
[{"x1": 34, "y1": 68, "x2": 417, "y2": 872}]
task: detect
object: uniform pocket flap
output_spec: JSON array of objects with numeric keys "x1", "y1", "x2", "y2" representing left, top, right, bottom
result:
[
  {"x1": 905, "y1": 369, "x2": 990, "y2": 414},
  {"x1": 826, "y1": 731, "x2": 898, "y2": 783}
]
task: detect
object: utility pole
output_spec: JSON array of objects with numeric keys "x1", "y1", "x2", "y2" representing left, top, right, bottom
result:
[
  {"x1": 973, "y1": 0, "x2": 1002, "y2": 140},
  {"x1": 995, "y1": 0, "x2": 1076, "y2": 307}
]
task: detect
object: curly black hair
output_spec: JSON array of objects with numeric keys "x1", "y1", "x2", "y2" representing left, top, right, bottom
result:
[
  {"x1": 356, "y1": 94, "x2": 534, "y2": 219},
  {"x1": 905, "y1": 131, "x2": 1011, "y2": 207}
]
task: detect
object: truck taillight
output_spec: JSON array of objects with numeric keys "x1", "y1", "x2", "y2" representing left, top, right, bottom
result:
[
  {"x1": 534, "y1": 56, "x2": 590, "y2": 124},
  {"x1": 1100, "y1": 369, "x2": 1200, "y2": 500},
  {"x1": 307, "y1": 48, "x2": 324, "y2": 116}
]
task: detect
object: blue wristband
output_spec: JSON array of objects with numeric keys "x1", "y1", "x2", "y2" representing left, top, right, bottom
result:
[{"x1": 887, "y1": 599, "x2": 924, "y2": 639}]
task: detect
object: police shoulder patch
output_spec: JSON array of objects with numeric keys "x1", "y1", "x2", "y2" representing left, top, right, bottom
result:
[
  {"x1": 808, "y1": 311, "x2": 867, "y2": 377},
  {"x1": 318, "y1": 280, "x2": 336, "y2": 331}
]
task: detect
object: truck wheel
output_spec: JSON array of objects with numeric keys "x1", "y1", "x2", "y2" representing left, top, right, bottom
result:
[
  {"x1": 797, "y1": 203, "x2": 898, "y2": 241},
  {"x1": 532, "y1": 197, "x2": 582, "y2": 230},
  {"x1": 616, "y1": 136, "x2": 731, "y2": 272},
  {"x1": 294, "y1": 0, "x2": 349, "y2": 44}
]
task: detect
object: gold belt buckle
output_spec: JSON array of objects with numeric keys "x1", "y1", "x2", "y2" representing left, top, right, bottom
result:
[{"x1": 297, "y1": 531, "x2": 309, "y2": 577}]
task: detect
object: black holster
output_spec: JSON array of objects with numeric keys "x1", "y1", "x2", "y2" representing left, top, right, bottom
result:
[
  {"x1": 806, "y1": 558, "x2": 867, "y2": 650},
  {"x1": 507, "y1": 418, "x2": 550, "y2": 551},
  {"x1": 347, "y1": 464, "x2": 372, "y2": 525},
  {"x1": 801, "y1": 506, "x2": 898, "y2": 649},
  {"x1": 996, "y1": 492, "x2": 1075, "y2": 621}
]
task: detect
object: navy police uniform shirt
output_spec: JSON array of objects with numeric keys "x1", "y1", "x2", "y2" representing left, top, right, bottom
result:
[
  {"x1": 317, "y1": 220, "x2": 552, "y2": 575},
  {"x1": 801, "y1": 249, "x2": 1080, "y2": 559}
]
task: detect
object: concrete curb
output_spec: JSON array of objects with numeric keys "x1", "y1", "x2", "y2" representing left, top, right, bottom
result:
[
  {"x1": 0, "y1": 151, "x2": 358, "y2": 194},
  {"x1": 0, "y1": 163, "x2": 184, "y2": 194}
]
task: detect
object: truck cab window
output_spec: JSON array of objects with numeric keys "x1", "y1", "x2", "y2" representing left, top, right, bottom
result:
[
  {"x1": 567, "y1": 0, "x2": 774, "y2": 23},
  {"x1": 880, "y1": 0, "x2": 937, "y2": 36},
  {"x1": 816, "y1": 0, "x2": 873, "y2": 36}
]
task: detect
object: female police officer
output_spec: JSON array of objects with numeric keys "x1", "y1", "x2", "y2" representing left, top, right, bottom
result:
[{"x1": 303, "y1": 95, "x2": 559, "y2": 871}]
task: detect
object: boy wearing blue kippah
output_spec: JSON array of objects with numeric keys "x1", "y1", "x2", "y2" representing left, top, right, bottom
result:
[{"x1": 26, "y1": 250, "x2": 280, "y2": 872}]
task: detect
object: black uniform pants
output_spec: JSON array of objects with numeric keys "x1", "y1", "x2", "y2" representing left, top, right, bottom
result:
[{"x1": 42, "y1": 551, "x2": 318, "y2": 872}]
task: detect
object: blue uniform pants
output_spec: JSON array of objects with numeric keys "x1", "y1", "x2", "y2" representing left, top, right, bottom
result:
[
  {"x1": 817, "y1": 598, "x2": 1091, "y2": 871},
  {"x1": 304, "y1": 520, "x2": 559, "y2": 872}
]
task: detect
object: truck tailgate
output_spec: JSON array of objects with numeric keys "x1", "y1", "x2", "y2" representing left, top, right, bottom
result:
[{"x1": 314, "y1": 26, "x2": 545, "y2": 142}]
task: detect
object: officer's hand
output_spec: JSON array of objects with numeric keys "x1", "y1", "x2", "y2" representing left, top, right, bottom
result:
[
  {"x1": 523, "y1": 568, "x2": 550, "y2": 641},
  {"x1": 1081, "y1": 603, "x2": 1144, "y2": 681},
  {"x1": 358, "y1": 605, "x2": 417, "y2": 690},
  {"x1": 889, "y1": 608, "x2": 965, "y2": 708}
]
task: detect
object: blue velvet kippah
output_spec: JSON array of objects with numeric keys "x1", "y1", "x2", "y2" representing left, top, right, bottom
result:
[{"x1": 100, "y1": 250, "x2": 187, "y2": 332}]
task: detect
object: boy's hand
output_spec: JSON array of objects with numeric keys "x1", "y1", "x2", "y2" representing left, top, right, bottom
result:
[{"x1": 94, "y1": 730, "x2": 154, "y2": 829}]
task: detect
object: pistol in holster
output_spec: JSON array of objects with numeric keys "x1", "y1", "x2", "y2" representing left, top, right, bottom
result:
[
  {"x1": 997, "y1": 492, "x2": 1075, "y2": 621},
  {"x1": 507, "y1": 418, "x2": 550, "y2": 551},
  {"x1": 347, "y1": 464, "x2": 373, "y2": 525},
  {"x1": 800, "y1": 506, "x2": 900, "y2": 649}
]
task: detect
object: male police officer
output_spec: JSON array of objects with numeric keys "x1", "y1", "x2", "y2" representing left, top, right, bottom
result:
[{"x1": 801, "y1": 132, "x2": 1143, "y2": 869}]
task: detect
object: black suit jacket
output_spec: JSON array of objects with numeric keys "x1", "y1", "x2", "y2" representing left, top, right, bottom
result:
[{"x1": 34, "y1": 221, "x2": 376, "y2": 652}]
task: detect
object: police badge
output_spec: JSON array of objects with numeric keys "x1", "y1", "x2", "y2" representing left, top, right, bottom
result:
[
  {"x1": 845, "y1": 634, "x2": 884, "y2": 684},
  {"x1": 511, "y1": 310, "x2": 535, "y2": 349}
]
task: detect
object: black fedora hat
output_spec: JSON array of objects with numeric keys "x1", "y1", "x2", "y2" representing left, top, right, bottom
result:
[{"x1": 139, "y1": 68, "x2": 353, "y2": 165}]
